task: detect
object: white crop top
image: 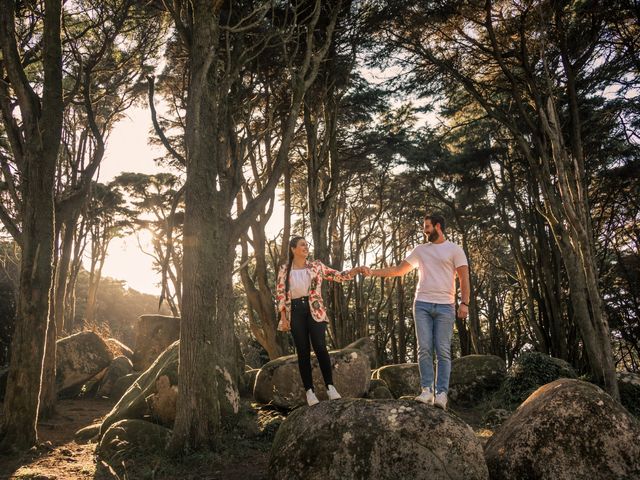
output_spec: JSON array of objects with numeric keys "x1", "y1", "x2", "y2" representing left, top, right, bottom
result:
[{"x1": 289, "y1": 268, "x2": 311, "y2": 299}]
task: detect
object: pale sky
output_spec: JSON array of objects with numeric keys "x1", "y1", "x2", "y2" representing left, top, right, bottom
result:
[
  {"x1": 90, "y1": 106, "x2": 167, "y2": 295},
  {"x1": 94, "y1": 105, "x2": 286, "y2": 295}
]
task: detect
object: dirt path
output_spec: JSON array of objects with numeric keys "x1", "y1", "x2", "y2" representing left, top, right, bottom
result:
[
  {"x1": 0, "y1": 398, "x2": 115, "y2": 479},
  {"x1": 0, "y1": 398, "x2": 271, "y2": 480}
]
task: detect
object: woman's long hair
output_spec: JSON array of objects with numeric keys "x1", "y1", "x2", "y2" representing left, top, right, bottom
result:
[{"x1": 285, "y1": 236, "x2": 305, "y2": 295}]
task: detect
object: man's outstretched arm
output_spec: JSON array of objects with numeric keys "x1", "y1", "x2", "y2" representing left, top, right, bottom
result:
[{"x1": 364, "y1": 260, "x2": 414, "y2": 278}]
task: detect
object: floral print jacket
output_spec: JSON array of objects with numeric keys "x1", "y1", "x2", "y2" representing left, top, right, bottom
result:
[{"x1": 276, "y1": 260, "x2": 352, "y2": 332}]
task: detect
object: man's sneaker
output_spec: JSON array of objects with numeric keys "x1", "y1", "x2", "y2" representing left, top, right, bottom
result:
[
  {"x1": 415, "y1": 387, "x2": 434, "y2": 405},
  {"x1": 327, "y1": 385, "x2": 342, "y2": 400},
  {"x1": 306, "y1": 389, "x2": 319, "y2": 406},
  {"x1": 434, "y1": 391, "x2": 448, "y2": 410}
]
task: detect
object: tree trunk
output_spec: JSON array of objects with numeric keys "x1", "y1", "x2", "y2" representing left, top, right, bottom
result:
[{"x1": 0, "y1": 0, "x2": 62, "y2": 452}]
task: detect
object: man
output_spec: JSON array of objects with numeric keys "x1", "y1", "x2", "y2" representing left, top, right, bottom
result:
[{"x1": 363, "y1": 213, "x2": 470, "y2": 410}]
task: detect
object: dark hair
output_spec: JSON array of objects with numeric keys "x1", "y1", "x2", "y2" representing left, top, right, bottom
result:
[
  {"x1": 285, "y1": 236, "x2": 305, "y2": 294},
  {"x1": 424, "y1": 213, "x2": 446, "y2": 232}
]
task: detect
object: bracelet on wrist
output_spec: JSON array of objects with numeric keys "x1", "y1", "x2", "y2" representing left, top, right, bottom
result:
[{"x1": 460, "y1": 301, "x2": 469, "y2": 307}]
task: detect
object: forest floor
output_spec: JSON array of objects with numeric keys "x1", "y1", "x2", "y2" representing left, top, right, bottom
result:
[
  {"x1": 0, "y1": 398, "x2": 271, "y2": 480},
  {"x1": 0, "y1": 399, "x2": 492, "y2": 480}
]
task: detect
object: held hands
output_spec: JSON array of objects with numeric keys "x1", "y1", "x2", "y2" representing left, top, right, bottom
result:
[{"x1": 347, "y1": 266, "x2": 372, "y2": 278}]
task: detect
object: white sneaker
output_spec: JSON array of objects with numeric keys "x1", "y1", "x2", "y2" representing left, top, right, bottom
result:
[
  {"x1": 306, "y1": 389, "x2": 319, "y2": 406},
  {"x1": 327, "y1": 385, "x2": 342, "y2": 400},
  {"x1": 434, "y1": 391, "x2": 448, "y2": 410},
  {"x1": 415, "y1": 387, "x2": 434, "y2": 405}
]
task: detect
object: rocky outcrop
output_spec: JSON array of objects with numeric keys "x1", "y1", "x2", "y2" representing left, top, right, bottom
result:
[
  {"x1": 111, "y1": 373, "x2": 139, "y2": 401},
  {"x1": 97, "y1": 419, "x2": 171, "y2": 466},
  {"x1": 448, "y1": 355, "x2": 506, "y2": 405},
  {"x1": 56, "y1": 331, "x2": 113, "y2": 396},
  {"x1": 366, "y1": 379, "x2": 393, "y2": 399},
  {"x1": 97, "y1": 356, "x2": 134, "y2": 398},
  {"x1": 371, "y1": 363, "x2": 419, "y2": 398},
  {"x1": 485, "y1": 379, "x2": 640, "y2": 479},
  {"x1": 99, "y1": 341, "x2": 178, "y2": 436},
  {"x1": 75, "y1": 423, "x2": 101, "y2": 444},
  {"x1": 105, "y1": 338, "x2": 134, "y2": 360},
  {"x1": 344, "y1": 337, "x2": 378, "y2": 369},
  {"x1": 254, "y1": 348, "x2": 370, "y2": 409},
  {"x1": 269, "y1": 399, "x2": 488, "y2": 480},
  {"x1": 132, "y1": 315, "x2": 180, "y2": 372},
  {"x1": 146, "y1": 375, "x2": 178, "y2": 427}
]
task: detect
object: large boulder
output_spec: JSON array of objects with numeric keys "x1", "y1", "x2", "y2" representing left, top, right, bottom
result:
[
  {"x1": 97, "y1": 419, "x2": 171, "y2": 466},
  {"x1": 618, "y1": 371, "x2": 640, "y2": 418},
  {"x1": 132, "y1": 314, "x2": 180, "y2": 371},
  {"x1": 485, "y1": 379, "x2": 640, "y2": 479},
  {"x1": 269, "y1": 399, "x2": 488, "y2": 480},
  {"x1": 366, "y1": 378, "x2": 393, "y2": 399},
  {"x1": 344, "y1": 337, "x2": 378, "y2": 369},
  {"x1": 497, "y1": 351, "x2": 577, "y2": 407},
  {"x1": 371, "y1": 363, "x2": 419, "y2": 398},
  {"x1": 99, "y1": 341, "x2": 179, "y2": 436},
  {"x1": 449, "y1": 355, "x2": 506, "y2": 405},
  {"x1": 111, "y1": 373, "x2": 139, "y2": 401},
  {"x1": 105, "y1": 338, "x2": 134, "y2": 360},
  {"x1": 56, "y1": 331, "x2": 113, "y2": 395},
  {"x1": 146, "y1": 375, "x2": 178, "y2": 427},
  {"x1": 254, "y1": 348, "x2": 370, "y2": 409},
  {"x1": 97, "y1": 356, "x2": 134, "y2": 398}
]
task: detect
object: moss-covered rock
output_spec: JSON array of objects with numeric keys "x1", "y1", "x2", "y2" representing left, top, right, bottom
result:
[
  {"x1": 254, "y1": 348, "x2": 370, "y2": 409},
  {"x1": 485, "y1": 379, "x2": 640, "y2": 479},
  {"x1": 618, "y1": 371, "x2": 640, "y2": 418},
  {"x1": 366, "y1": 378, "x2": 393, "y2": 399},
  {"x1": 269, "y1": 398, "x2": 488, "y2": 480},
  {"x1": 56, "y1": 331, "x2": 113, "y2": 396},
  {"x1": 449, "y1": 355, "x2": 506, "y2": 406},
  {"x1": 132, "y1": 314, "x2": 180, "y2": 372},
  {"x1": 111, "y1": 373, "x2": 139, "y2": 401},
  {"x1": 97, "y1": 419, "x2": 171, "y2": 466},
  {"x1": 497, "y1": 351, "x2": 577, "y2": 407},
  {"x1": 75, "y1": 422, "x2": 101, "y2": 444},
  {"x1": 371, "y1": 363, "x2": 419, "y2": 398},
  {"x1": 344, "y1": 337, "x2": 378, "y2": 369},
  {"x1": 97, "y1": 355, "x2": 134, "y2": 398},
  {"x1": 367, "y1": 385, "x2": 394, "y2": 399},
  {"x1": 99, "y1": 341, "x2": 179, "y2": 437},
  {"x1": 105, "y1": 338, "x2": 134, "y2": 360}
]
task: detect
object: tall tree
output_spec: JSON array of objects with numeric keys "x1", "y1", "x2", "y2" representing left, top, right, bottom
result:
[
  {"x1": 0, "y1": 0, "x2": 63, "y2": 451},
  {"x1": 160, "y1": 0, "x2": 340, "y2": 452}
]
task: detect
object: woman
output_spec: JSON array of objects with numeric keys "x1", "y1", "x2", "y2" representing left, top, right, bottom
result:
[{"x1": 276, "y1": 236, "x2": 360, "y2": 406}]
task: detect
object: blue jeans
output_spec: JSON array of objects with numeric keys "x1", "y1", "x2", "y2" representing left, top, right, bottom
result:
[{"x1": 414, "y1": 301, "x2": 456, "y2": 394}]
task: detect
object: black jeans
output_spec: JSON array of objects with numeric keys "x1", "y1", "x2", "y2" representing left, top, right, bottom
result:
[{"x1": 290, "y1": 296, "x2": 333, "y2": 391}]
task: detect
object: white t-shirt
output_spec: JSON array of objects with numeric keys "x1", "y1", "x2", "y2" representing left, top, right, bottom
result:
[
  {"x1": 289, "y1": 268, "x2": 311, "y2": 299},
  {"x1": 404, "y1": 241, "x2": 468, "y2": 304}
]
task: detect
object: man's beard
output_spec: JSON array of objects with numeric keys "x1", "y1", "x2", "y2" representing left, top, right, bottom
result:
[{"x1": 428, "y1": 231, "x2": 439, "y2": 242}]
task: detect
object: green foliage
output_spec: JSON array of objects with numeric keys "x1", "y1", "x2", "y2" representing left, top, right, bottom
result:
[{"x1": 496, "y1": 352, "x2": 578, "y2": 409}]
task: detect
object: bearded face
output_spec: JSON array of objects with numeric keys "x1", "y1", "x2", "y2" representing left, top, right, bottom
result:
[{"x1": 424, "y1": 219, "x2": 442, "y2": 243}]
